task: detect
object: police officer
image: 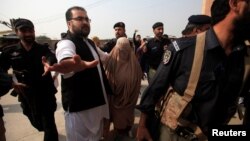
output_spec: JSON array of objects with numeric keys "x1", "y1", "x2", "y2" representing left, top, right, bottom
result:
[
  {"x1": 137, "y1": 0, "x2": 250, "y2": 141},
  {"x1": 181, "y1": 14, "x2": 211, "y2": 37},
  {"x1": 142, "y1": 22, "x2": 171, "y2": 83},
  {"x1": 0, "y1": 18, "x2": 58, "y2": 141},
  {"x1": 101, "y1": 22, "x2": 128, "y2": 53}
]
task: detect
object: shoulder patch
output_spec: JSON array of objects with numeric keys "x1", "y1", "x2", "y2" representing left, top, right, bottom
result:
[
  {"x1": 172, "y1": 41, "x2": 180, "y2": 51},
  {"x1": 163, "y1": 50, "x2": 171, "y2": 64}
]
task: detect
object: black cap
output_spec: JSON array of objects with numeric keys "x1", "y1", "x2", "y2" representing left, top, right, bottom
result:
[
  {"x1": 113, "y1": 22, "x2": 125, "y2": 29},
  {"x1": 14, "y1": 18, "x2": 34, "y2": 29},
  {"x1": 188, "y1": 15, "x2": 211, "y2": 25},
  {"x1": 152, "y1": 22, "x2": 163, "y2": 29}
]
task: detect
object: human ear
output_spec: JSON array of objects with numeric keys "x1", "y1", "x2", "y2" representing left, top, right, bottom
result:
[
  {"x1": 67, "y1": 21, "x2": 71, "y2": 28},
  {"x1": 229, "y1": 0, "x2": 240, "y2": 12}
]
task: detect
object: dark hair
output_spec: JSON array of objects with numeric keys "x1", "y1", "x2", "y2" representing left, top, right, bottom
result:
[
  {"x1": 113, "y1": 22, "x2": 125, "y2": 29},
  {"x1": 211, "y1": 0, "x2": 230, "y2": 25},
  {"x1": 65, "y1": 6, "x2": 86, "y2": 21}
]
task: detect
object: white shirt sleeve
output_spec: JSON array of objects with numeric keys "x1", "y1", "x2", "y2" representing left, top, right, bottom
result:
[
  {"x1": 56, "y1": 40, "x2": 76, "y2": 63},
  {"x1": 55, "y1": 40, "x2": 76, "y2": 78}
]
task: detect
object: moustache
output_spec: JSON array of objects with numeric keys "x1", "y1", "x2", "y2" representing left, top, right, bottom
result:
[{"x1": 23, "y1": 36, "x2": 34, "y2": 39}]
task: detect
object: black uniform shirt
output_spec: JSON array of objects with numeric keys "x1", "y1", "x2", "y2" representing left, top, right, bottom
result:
[
  {"x1": 138, "y1": 29, "x2": 246, "y2": 133},
  {"x1": 101, "y1": 38, "x2": 134, "y2": 53},
  {"x1": 144, "y1": 37, "x2": 171, "y2": 70},
  {"x1": 0, "y1": 42, "x2": 57, "y2": 94},
  {"x1": 101, "y1": 38, "x2": 117, "y2": 53}
]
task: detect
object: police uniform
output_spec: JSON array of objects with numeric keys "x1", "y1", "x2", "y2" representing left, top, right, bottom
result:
[
  {"x1": 143, "y1": 36, "x2": 171, "y2": 82},
  {"x1": 0, "y1": 42, "x2": 58, "y2": 140},
  {"x1": 102, "y1": 38, "x2": 117, "y2": 53},
  {"x1": 138, "y1": 28, "x2": 247, "y2": 139},
  {"x1": 144, "y1": 37, "x2": 171, "y2": 70},
  {"x1": 101, "y1": 22, "x2": 125, "y2": 53},
  {"x1": 0, "y1": 69, "x2": 12, "y2": 141},
  {"x1": 141, "y1": 22, "x2": 172, "y2": 83}
]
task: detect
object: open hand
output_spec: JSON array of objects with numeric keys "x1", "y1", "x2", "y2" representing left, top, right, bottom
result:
[{"x1": 42, "y1": 55, "x2": 99, "y2": 75}]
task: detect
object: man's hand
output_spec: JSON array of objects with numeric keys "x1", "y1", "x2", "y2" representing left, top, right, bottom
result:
[
  {"x1": 72, "y1": 55, "x2": 99, "y2": 72},
  {"x1": 12, "y1": 82, "x2": 27, "y2": 96},
  {"x1": 42, "y1": 55, "x2": 99, "y2": 75},
  {"x1": 42, "y1": 56, "x2": 51, "y2": 76}
]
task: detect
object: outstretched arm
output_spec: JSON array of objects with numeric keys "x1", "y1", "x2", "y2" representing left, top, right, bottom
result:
[
  {"x1": 43, "y1": 39, "x2": 99, "y2": 75},
  {"x1": 42, "y1": 55, "x2": 99, "y2": 75}
]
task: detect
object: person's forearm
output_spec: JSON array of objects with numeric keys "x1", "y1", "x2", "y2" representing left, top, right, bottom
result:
[
  {"x1": 56, "y1": 58, "x2": 78, "y2": 73},
  {"x1": 138, "y1": 112, "x2": 148, "y2": 127}
]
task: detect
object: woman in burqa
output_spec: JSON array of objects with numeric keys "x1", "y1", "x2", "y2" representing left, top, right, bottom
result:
[{"x1": 102, "y1": 37, "x2": 142, "y2": 138}]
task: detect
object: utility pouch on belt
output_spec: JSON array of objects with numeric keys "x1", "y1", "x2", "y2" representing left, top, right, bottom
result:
[
  {"x1": 161, "y1": 87, "x2": 192, "y2": 129},
  {"x1": 160, "y1": 32, "x2": 206, "y2": 131}
]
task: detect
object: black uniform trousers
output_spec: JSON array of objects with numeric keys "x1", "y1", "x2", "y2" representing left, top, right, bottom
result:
[{"x1": 19, "y1": 90, "x2": 58, "y2": 141}]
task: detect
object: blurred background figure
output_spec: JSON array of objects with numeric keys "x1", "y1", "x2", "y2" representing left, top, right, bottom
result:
[
  {"x1": 133, "y1": 29, "x2": 142, "y2": 53},
  {"x1": 92, "y1": 36, "x2": 102, "y2": 48}
]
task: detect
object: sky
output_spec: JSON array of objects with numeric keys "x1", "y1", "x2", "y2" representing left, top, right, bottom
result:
[{"x1": 0, "y1": 0, "x2": 204, "y2": 40}]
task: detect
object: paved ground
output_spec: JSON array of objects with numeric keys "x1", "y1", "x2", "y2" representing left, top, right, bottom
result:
[
  {"x1": 1, "y1": 79, "x2": 242, "y2": 141},
  {"x1": 1, "y1": 78, "x2": 66, "y2": 141}
]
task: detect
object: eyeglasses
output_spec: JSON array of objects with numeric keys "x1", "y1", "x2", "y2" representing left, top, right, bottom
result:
[{"x1": 70, "y1": 17, "x2": 91, "y2": 23}]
